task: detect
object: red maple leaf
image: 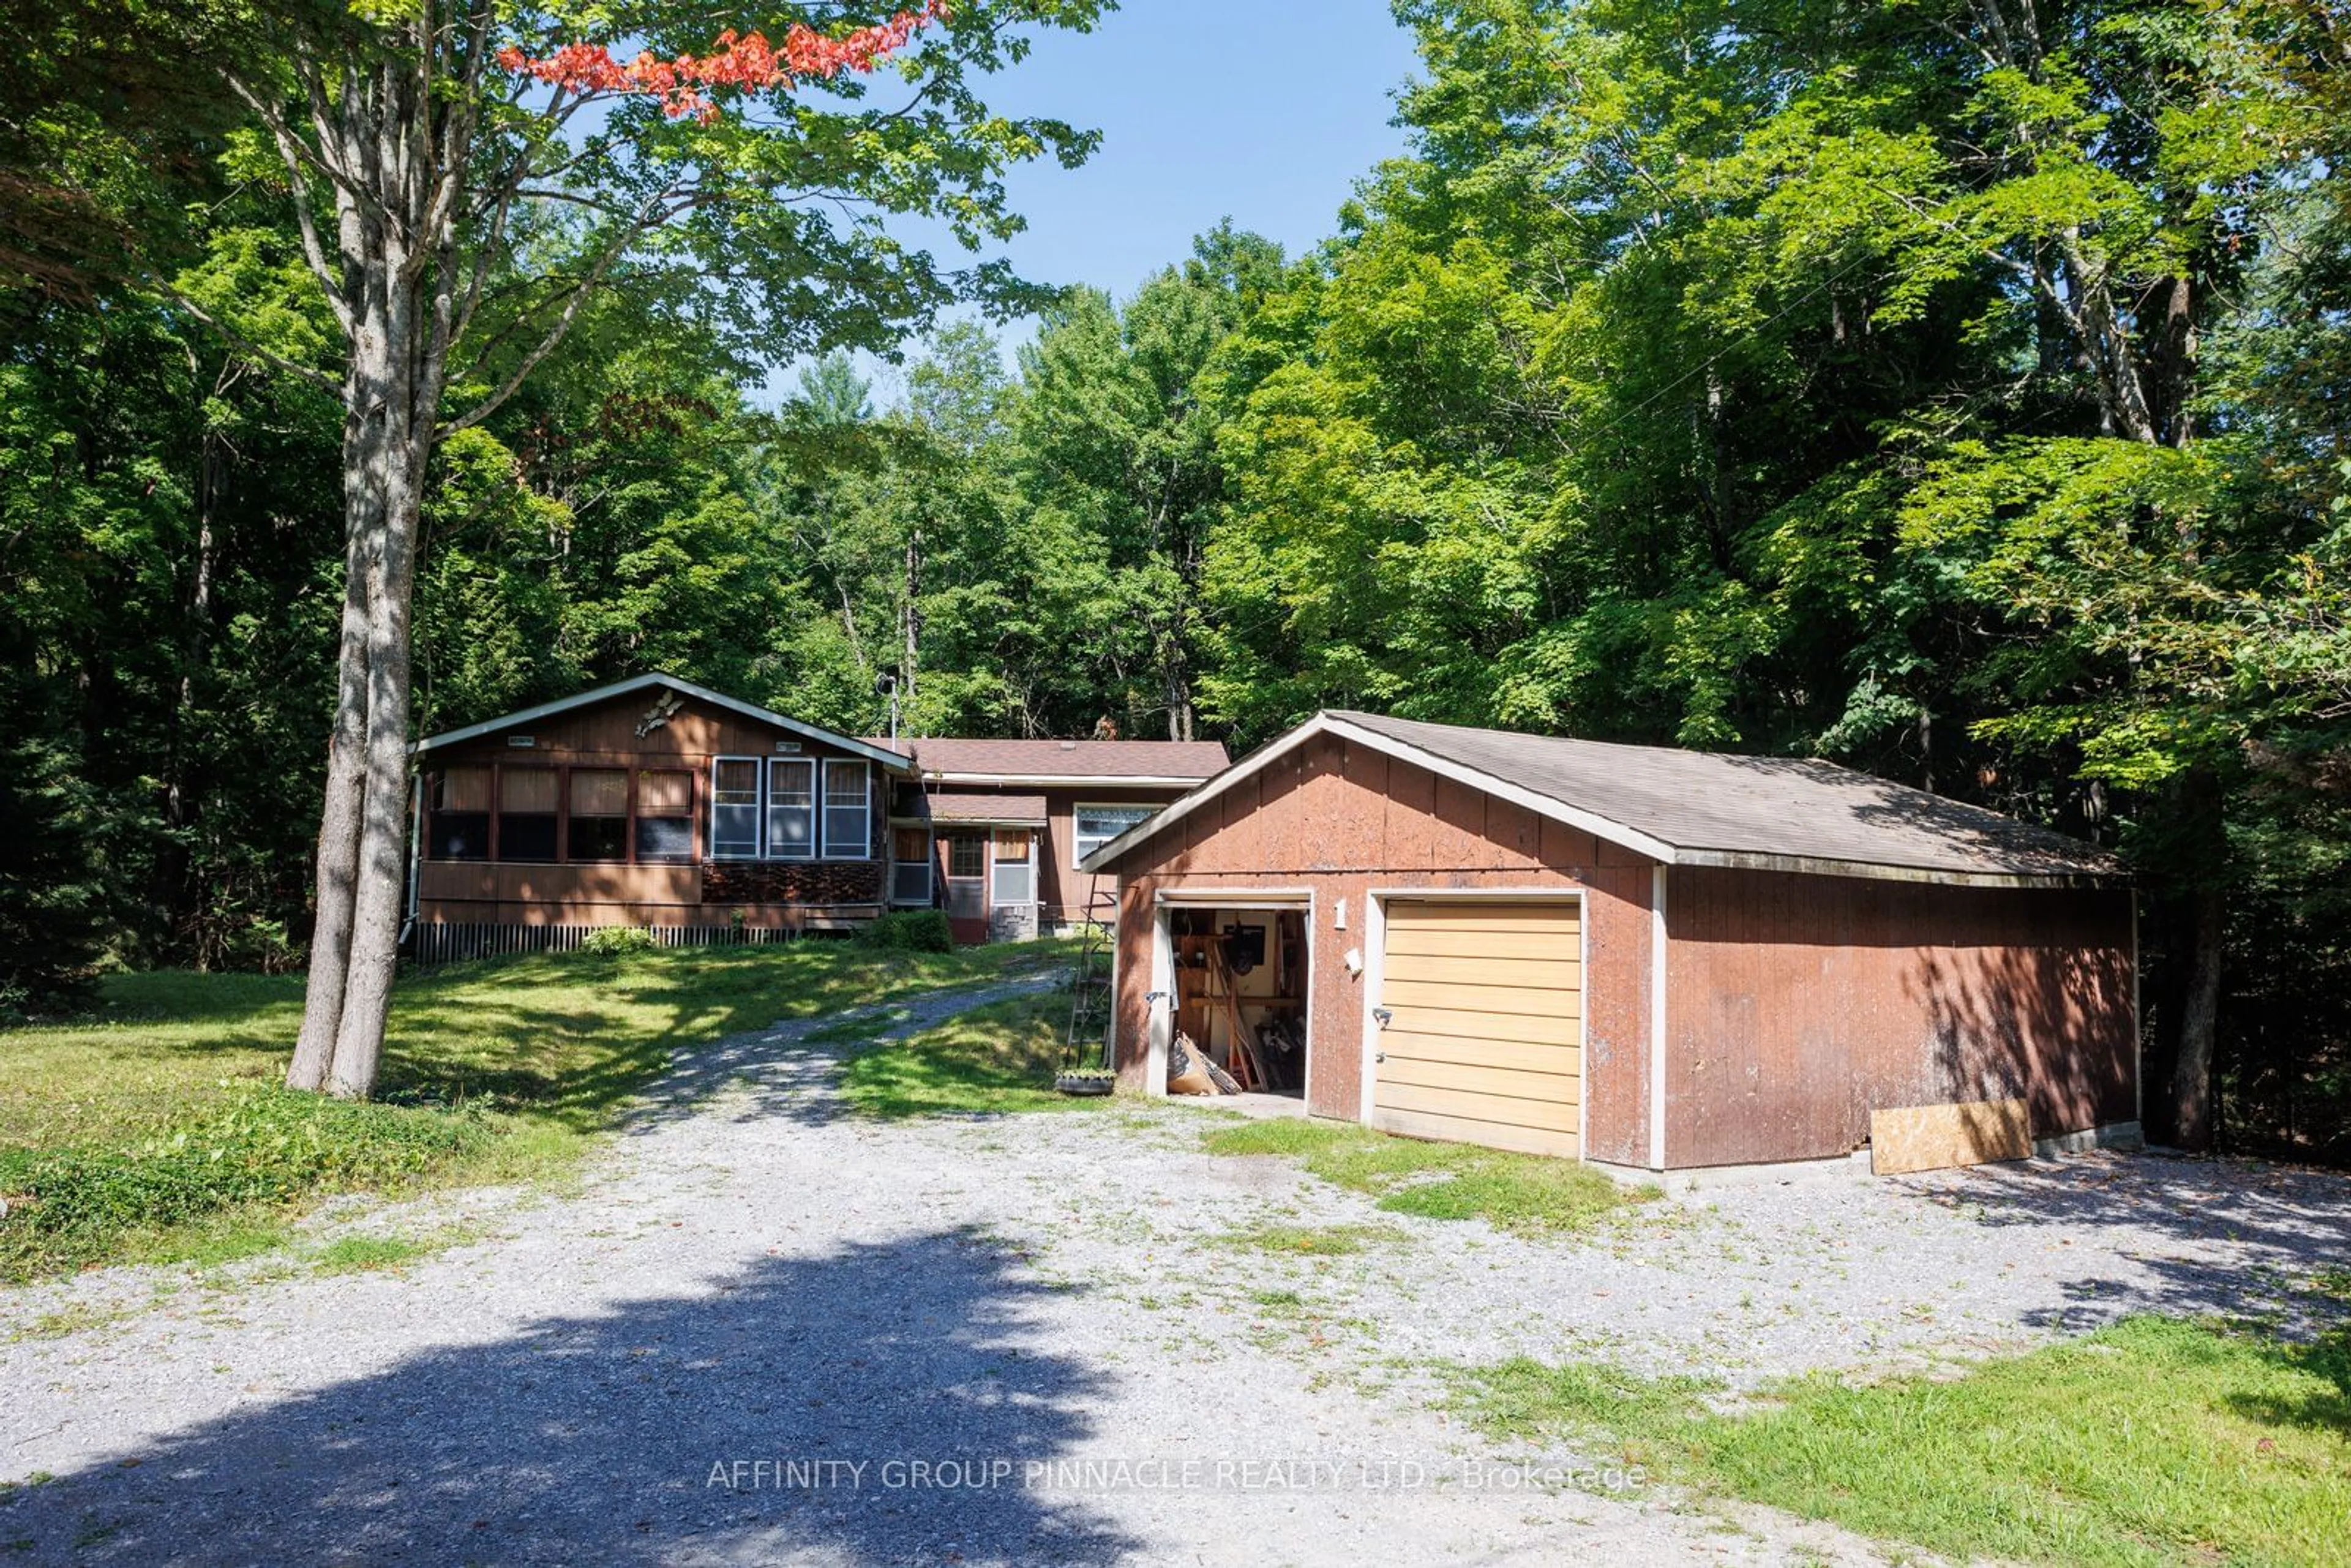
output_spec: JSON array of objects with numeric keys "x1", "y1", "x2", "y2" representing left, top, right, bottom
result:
[{"x1": 497, "y1": 2, "x2": 948, "y2": 123}]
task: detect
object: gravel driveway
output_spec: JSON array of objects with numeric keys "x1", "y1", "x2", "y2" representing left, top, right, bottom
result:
[{"x1": 4, "y1": 981, "x2": 2344, "y2": 1565}]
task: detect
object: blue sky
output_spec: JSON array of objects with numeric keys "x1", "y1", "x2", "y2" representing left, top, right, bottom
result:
[
  {"x1": 964, "y1": 1, "x2": 1421, "y2": 302},
  {"x1": 773, "y1": 0, "x2": 1424, "y2": 403}
]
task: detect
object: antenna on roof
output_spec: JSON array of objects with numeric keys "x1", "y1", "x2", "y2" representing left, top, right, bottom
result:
[{"x1": 875, "y1": 671, "x2": 901, "y2": 745}]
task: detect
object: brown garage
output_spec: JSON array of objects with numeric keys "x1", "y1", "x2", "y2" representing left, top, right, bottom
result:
[{"x1": 1079, "y1": 711, "x2": 2140, "y2": 1172}]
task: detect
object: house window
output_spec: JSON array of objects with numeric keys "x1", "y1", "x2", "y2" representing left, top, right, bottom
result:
[
  {"x1": 765, "y1": 757, "x2": 815, "y2": 860},
  {"x1": 497, "y1": 767, "x2": 558, "y2": 862},
  {"x1": 427, "y1": 767, "x2": 492, "y2": 861},
  {"x1": 947, "y1": 831, "x2": 986, "y2": 879},
  {"x1": 568, "y1": 768, "x2": 629, "y2": 861},
  {"x1": 891, "y1": 828, "x2": 933, "y2": 906},
  {"x1": 636, "y1": 770, "x2": 694, "y2": 862},
  {"x1": 991, "y1": 830, "x2": 1033, "y2": 907},
  {"x1": 821, "y1": 759, "x2": 869, "y2": 859},
  {"x1": 711, "y1": 759, "x2": 761, "y2": 860},
  {"x1": 1074, "y1": 803, "x2": 1156, "y2": 861}
]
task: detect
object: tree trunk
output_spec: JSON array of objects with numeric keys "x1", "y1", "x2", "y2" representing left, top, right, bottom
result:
[
  {"x1": 293, "y1": 43, "x2": 449, "y2": 1098},
  {"x1": 901, "y1": 522, "x2": 923, "y2": 706},
  {"x1": 2151, "y1": 274, "x2": 2197, "y2": 447},
  {"x1": 2031, "y1": 243, "x2": 2068, "y2": 377},
  {"x1": 2057, "y1": 234, "x2": 2160, "y2": 444},
  {"x1": 1160, "y1": 615, "x2": 1193, "y2": 742},
  {"x1": 287, "y1": 486, "x2": 380, "y2": 1091},
  {"x1": 2174, "y1": 880, "x2": 2224, "y2": 1151},
  {"x1": 328, "y1": 350, "x2": 428, "y2": 1097},
  {"x1": 326, "y1": 539, "x2": 419, "y2": 1095},
  {"x1": 2169, "y1": 760, "x2": 2227, "y2": 1150}
]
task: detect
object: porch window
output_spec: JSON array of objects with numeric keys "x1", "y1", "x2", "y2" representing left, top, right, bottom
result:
[
  {"x1": 711, "y1": 759, "x2": 761, "y2": 860},
  {"x1": 427, "y1": 767, "x2": 491, "y2": 861},
  {"x1": 765, "y1": 757, "x2": 815, "y2": 860},
  {"x1": 636, "y1": 770, "x2": 694, "y2": 862},
  {"x1": 821, "y1": 759, "x2": 869, "y2": 859},
  {"x1": 991, "y1": 830, "x2": 1033, "y2": 906},
  {"x1": 496, "y1": 767, "x2": 558, "y2": 862},
  {"x1": 890, "y1": 827, "x2": 933, "y2": 906},
  {"x1": 568, "y1": 768, "x2": 629, "y2": 861},
  {"x1": 947, "y1": 831, "x2": 986, "y2": 879},
  {"x1": 1074, "y1": 803, "x2": 1156, "y2": 861}
]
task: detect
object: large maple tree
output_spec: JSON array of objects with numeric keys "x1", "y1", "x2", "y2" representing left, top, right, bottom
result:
[{"x1": 168, "y1": 0, "x2": 1100, "y2": 1097}]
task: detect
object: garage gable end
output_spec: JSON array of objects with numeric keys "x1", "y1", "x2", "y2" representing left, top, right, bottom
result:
[{"x1": 1094, "y1": 727, "x2": 1633, "y2": 883}]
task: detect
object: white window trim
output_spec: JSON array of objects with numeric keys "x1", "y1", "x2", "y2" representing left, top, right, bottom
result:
[
  {"x1": 765, "y1": 756, "x2": 817, "y2": 862},
  {"x1": 1073, "y1": 801, "x2": 1158, "y2": 864},
  {"x1": 710, "y1": 756, "x2": 764, "y2": 861},
  {"x1": 821, "y1": 758, "x2": 871, "y2": 861},
  {"x1": 990, "y1": 829, "x2": 1035, "y2": 908}
]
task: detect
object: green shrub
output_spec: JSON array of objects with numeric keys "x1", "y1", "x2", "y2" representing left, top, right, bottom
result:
[
  {"x1": 855, "y1": 910, "x2": 954, "y2": 953},
  {"x1": 0, "y1": 1086, "x2": 495, "y2": 1279},
  {"x1": 580, "y1": 925, "x2": 657, "y2": 956}
]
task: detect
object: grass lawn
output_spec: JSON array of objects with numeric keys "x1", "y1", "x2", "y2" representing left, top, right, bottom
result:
[
  {"x1": 0, "y1": 939, "x2": 1067, "y2": 1281},
  {"x1": 1201, "y1": 1117, "x2": 1649, "y2": 1236},
  {"x1": 838, "y1": 989, "x2": 1109, "y2": 1119},
  {"x1": 1452, "y1": 1315, "x2": 2351, "y2": 1568},
  {"x1": 1212, "y1": 1221, "x2": 1408, "y2": 1256}
]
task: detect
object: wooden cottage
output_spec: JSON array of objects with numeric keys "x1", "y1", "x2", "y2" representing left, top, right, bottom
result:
[
  {"x1": 1079, "y1": 711, "x2": 2140, "y2": 1174},
  {"x1": 408, "y1": 675, "x2": 910, "y2": 958},
  {"x1": 407, "y1": 675, "x2": 1225, "y2": 958}
]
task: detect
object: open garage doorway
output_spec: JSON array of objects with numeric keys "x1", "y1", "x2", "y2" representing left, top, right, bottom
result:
[{"x1": 1154, "y1": 897, "x2": 1311, "y2": 1105}]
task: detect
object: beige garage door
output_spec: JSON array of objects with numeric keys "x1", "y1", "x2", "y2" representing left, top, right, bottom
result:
[{"x1": 1371, "y1": 899, "x2": 1582, "y2": 1158}]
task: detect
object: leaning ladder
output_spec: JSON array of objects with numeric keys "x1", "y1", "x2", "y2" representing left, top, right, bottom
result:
[{"x1": 1065, "y1": 875, "x2": 1118, "y2": 1070}]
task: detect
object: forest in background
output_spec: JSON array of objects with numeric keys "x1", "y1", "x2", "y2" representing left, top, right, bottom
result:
[{"x1": 4, "y1": 0, "x2": 2347, "y2": 1158}]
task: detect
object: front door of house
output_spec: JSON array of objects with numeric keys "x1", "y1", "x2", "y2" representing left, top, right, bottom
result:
[
  {"x1": 943, "y1": 831, "x2": 988, "y2": 944},
  {"x1": 989, "y1": 828, "x2": 1037, "y2": 941}
]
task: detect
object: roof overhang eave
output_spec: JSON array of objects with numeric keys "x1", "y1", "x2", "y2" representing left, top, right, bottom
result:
[
  {"x1": 408, "y1": 673, "x2": 914, "y2": 772},
  {"x1": 921, "y1": 770, "x2": 1214, "y2": 789},
  {"x1": 1076, "y1": 712, "x2": 2128, "y2": 888},
  {"x1": 1673, "y1": 847, "x2": 2128, "y2": 890}
]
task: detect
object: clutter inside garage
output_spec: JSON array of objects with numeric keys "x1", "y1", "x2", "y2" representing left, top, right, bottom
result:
[{"x1": 1165, "y1": 907, "x2": 1308, "y2": 1098}]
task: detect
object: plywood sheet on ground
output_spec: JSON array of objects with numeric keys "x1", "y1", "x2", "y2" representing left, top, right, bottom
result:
[{"x1": 1869, "y1": 1098, "x2": 2032, "y2": 1175}]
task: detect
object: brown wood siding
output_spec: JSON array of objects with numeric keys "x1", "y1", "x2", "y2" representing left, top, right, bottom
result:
[
  {"x1": 1106, "y1": 731, "x2": 1657, "y2": 1155},
  {"x1": 1043, "y1": 786, "x2": 1186, "y2": 928},
  {"x1": 1663, "y1": 866, "x2": 2137, "y2": 1168},
  {"x1": 418, "y1": 690, "x2": 888, "y2": 930},
  {"x1": 441, "y1": 701, "x2": 824, "y2": 765},
  {"x1": 889, "y1": 782, "x2": 1192, "y2": 928}
]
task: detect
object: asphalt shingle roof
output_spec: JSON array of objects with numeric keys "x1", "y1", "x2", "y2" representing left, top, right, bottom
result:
[
  {"x1": 874, "y1": 737, "x2": 1229, "y2": 781},
  {"x1": 897, "y1": 790, "x2": 1049, "y2": 826},
  {"x1": 1330, "y1": 711, "x2": 2123, "y2": 882}
]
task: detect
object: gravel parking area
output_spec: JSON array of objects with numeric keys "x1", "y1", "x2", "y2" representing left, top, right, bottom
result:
[{"x1": 4, "y1": 984, "x2": 2344, "y2": 1565}]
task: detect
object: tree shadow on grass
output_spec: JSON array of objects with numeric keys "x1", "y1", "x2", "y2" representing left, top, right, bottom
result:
[
  {"x1": 376, "y1": 948, "x2": 1067, "y2": 1133},
  {"x1": 2219, "y1": 1324, "x2": 2351, "y2": 1438},
  {"x1": 0, "y1": 1229, "x2": 1139, "y2": 1565},
  {"x1": 621, "y1": 975, "x2": 1067, "y2": 1135}
]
